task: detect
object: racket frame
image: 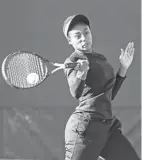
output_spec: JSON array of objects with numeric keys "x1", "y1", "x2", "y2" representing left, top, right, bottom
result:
[{"x1": 1, "y1": 50, "x2": 78, "y2": 89}]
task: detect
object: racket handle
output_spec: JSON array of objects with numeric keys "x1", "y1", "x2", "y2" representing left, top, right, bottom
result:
[{"x1": 65, "y1": 62, "x2": 78, "y2": 68}]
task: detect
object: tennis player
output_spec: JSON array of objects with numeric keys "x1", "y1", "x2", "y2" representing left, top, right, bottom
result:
[{"x1": 63, "y1": 14, "x2": 140, "y2": 160}]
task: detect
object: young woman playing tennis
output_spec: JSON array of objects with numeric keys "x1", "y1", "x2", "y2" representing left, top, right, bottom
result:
[{"x1": 63, "y1": 14, "x2": 140, "y2": 160}]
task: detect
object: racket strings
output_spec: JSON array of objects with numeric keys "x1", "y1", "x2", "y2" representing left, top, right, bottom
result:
[
  {"x1": 7, "y1": 54, "x2": 30, "y2": 87},
  {"x1": 5, "y1": 53, "x2": 47, "y2": 88},
  {"x1": 33, "y1": 55, "x2": 45, "y2": 80}
]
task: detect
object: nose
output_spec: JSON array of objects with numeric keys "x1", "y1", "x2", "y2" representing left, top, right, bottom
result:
[{"x1": 81, "y1": 34, "x2": 86, "y2": 41}]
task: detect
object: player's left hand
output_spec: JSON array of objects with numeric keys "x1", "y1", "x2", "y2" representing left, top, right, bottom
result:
[{"x1": 119, "y1": 42, "x2": 135, "y2": 69}]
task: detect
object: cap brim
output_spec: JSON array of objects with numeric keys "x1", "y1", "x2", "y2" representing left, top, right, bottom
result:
[{"x1": 67, "y1": 14, "x2": 90, "y2": 34}]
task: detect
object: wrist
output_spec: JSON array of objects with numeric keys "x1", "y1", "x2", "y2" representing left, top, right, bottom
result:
[{"x1": 118, "y1": 66, "x2": 128, "y2": 77}]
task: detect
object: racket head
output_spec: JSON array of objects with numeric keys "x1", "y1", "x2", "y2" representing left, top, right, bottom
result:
[{"x1": 1, "y1": 50, "x2": 49, "y2": 89}]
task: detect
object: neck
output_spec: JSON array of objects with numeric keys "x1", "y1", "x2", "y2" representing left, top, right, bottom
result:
[{"x1": 75, "y1": 48, "x2": 93, "y2": 54}]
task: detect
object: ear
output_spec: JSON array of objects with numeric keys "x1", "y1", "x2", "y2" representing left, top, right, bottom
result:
[{"x1": 67, "y1": 38, "x2": 72, "y2": 45}]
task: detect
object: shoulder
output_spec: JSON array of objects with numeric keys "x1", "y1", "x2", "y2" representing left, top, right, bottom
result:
[
  {"x1": 92, "y1": 52, "x2": 107, "y2": 61},
  {"x1": 64, "y1": 51, "x2": 84, "y2": 64}
]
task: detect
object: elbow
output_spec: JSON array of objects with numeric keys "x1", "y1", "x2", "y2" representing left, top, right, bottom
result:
[
  {"x1": 68, "y1": 81, "x2": 84, "y2": 99},
  {"x1": 111, "y1": 92, "x2": 116, "y2": 100},
  {"x1": 111, "y1": 90, "x2": 117, "y2": 100},
  {"x1": 111, "y1": 95, "x2": 115, "y2": 101}
]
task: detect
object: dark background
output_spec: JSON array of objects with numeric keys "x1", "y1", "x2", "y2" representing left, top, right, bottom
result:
[{"x1": 0, "y1": 0, "x2": 141, "y2": 159}]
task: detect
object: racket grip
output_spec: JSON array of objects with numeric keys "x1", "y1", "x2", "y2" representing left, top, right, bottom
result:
[{"x1": 65, "y1": 62, "x2": 78, "y2": 68}]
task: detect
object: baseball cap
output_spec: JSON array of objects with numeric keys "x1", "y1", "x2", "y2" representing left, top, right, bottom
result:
[{"x1": 63, "y1": 14, "x2": 90, "y2": 39}]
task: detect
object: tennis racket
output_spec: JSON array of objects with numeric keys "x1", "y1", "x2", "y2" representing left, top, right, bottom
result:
[{"x1": 1, "y1": 50, "x2": 78, "y2": 89}]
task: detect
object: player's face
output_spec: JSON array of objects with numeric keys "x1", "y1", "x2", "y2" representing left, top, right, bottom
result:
[{"x1": 68, "y1": 23, "x2": 92, "y2": 53}]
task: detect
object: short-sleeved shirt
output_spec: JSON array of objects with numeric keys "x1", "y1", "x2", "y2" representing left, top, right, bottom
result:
[{"x1": 64, "y1": 51, "x2": 126, "y2": 119}]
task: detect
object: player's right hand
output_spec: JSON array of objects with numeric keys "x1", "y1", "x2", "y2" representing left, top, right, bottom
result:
[{"x1": 75, "y1": 59, "x2": 89, "y2": 72}]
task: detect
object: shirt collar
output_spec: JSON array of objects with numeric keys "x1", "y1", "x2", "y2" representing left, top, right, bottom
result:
[
  {"x1": 75, "y1": 49, "x2": 107, "y2": 60},
  {"x1": 75, "y1": 49, "x2": 94, "y2": 56}
]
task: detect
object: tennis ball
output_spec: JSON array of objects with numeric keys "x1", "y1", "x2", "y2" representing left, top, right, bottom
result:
[{"x1": 26, "y1": 73, "x2": 39, "y2": 84}]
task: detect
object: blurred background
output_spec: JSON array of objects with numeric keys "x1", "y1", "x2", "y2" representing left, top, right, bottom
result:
[{"x1": 0, "y1": 0, "x2": 141, "y2": 159}]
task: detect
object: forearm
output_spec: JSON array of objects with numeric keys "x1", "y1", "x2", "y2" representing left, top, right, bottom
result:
[
  {"x1": 69, "y1": 78, "x2": 86, "y2": 99},
  {"x1": 67, "y1": 70, "x2": 87, "y2": 99},
  {"x1": 111, "y1": 70, "x2": 126, "y2": 100}
]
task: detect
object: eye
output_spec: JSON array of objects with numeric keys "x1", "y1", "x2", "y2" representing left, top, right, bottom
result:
[
  {"x1": 84, "y1": 31, "x2": 89, "y2": 35},
  {"x1": 75, "y1": 34, "x2": 81, "y2": 39}
]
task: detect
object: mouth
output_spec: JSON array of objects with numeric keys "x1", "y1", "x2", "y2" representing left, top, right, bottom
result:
[
  {"x1": 82, "y1": 43, "x2": 89, "y2": 48},
  {"x1": 82, "y1": 43, "x2": 88, "y2": 48}
]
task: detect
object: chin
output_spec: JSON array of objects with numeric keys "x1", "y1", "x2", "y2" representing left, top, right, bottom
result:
[{"x1": 82, "y1": 47, "x2": 92, "y2": 52}]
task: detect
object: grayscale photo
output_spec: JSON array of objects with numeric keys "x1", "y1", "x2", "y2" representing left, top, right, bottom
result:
[{"x1": 0, "y1": 0, "x2": 141, "y2": 160}]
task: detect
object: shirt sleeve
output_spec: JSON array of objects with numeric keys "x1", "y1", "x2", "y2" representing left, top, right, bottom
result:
[
  {"x1": 111, "y1": 71, "x2": 126, "y2": 100},
  {"x1": 64, "y1": 58, "x2": 86, "y2": 99}
]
